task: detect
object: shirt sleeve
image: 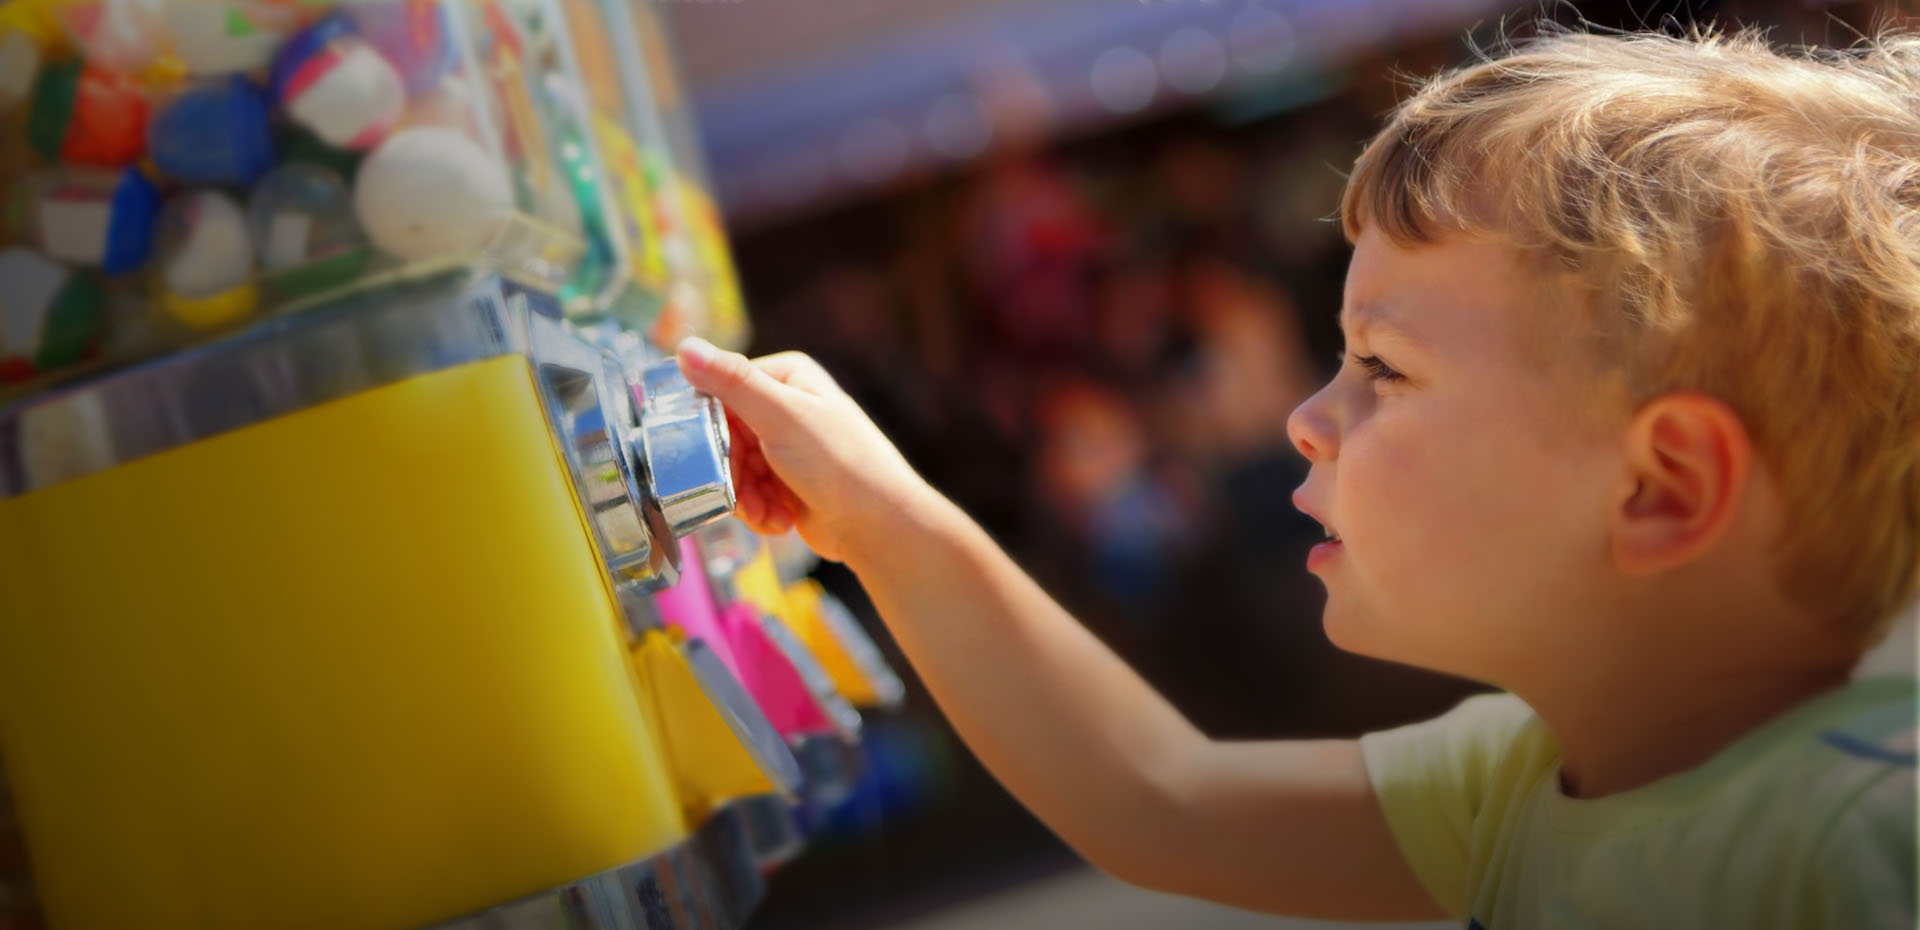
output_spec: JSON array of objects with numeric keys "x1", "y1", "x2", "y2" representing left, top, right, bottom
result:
[{"x1": 1358, "y1": 692, "x2": 1538, "y2": 919}]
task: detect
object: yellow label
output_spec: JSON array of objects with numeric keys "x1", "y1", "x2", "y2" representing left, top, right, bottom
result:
[{"x1": 0, "y1": 358, "x2": 685, "y2": 929}]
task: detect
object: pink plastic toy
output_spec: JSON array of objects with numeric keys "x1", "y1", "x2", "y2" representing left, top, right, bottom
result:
[{"x1": 653, "y1": 536, "x2": 844, "y2": 740}]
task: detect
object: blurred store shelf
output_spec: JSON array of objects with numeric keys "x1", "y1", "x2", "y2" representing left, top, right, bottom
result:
[{"x1": 664, "y1": 0, "x2": 1518, "y2": 225}]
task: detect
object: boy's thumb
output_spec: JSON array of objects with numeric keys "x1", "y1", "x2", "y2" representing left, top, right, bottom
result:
[{"x1": 674, "y1": 337, "x2": 797, "y2": 429}]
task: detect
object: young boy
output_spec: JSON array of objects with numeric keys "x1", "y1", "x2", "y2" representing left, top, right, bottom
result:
[{"x1": 675, "y1": 29, "x2": 1918, "y2": 929}]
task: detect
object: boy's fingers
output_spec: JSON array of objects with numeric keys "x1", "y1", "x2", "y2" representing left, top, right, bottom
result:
[
  {"x1": 753, "y1": 351, "x2": 841, "y2": 395},
  {"x1": 735, "y1": 475, "x2": 767, "y2": 527},
  {"x1": 676, "y1": 338, "x2": 801, "y2": 431}
]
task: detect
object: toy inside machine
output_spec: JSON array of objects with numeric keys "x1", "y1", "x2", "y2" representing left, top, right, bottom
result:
[{"x1": 0, "y1": 2, "x2": 897, "y2": 930}]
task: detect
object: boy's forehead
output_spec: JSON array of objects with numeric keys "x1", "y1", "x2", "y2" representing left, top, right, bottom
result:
[{"x1": 1346, "y1": 228, "x2": 1546, "y2": 317}]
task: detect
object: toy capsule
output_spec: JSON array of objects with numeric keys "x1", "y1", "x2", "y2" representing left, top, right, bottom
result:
[
  {"x1": 149, "y1": 75, "x2": 274, "y2": 185},
  {"x1": 53, "y1": 0, "x2": 169, "y2": 76},
  {"x1": 340, "y1": 0, "x2": 456, "y2": 96},
  {"x1": 26, "y1": 60, "x2": 148, "y2": 166},
  {"x1": 28, "y1": 167, "x2": 160, "y2": 274},
  {"x1": 0, "y1": 246, "x2": 105, "y2": 381},
  {"x1": 155, "y1": 190, "x2": 256, "y2": 329},
  {"x1": 269, "y1": 13, "x2": 404, "y2": 150},
  {"x1": 248, "y1": 162, "x2": 369, "y2": 299}
]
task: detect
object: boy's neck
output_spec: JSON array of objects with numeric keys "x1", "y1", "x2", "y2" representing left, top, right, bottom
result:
[
  {"x1": 1543, "y1": 662, "x2": 1851, "y2": 798},
  {"x1": 1517, "y1": 603, "x2": 1859, "y2": 799}
]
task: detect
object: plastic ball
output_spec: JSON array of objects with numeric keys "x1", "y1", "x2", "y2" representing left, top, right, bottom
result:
[
  {"x1": 155, "y1": 190, "x2": 256, "y2": 328},
  {"x1": 248, "y1": 163, "x2": 368, "y2": 298},
  {"x1": 248, "y1": 163, "x2": 361, "y2": 267},
  {"x1": 29, "y1": 167, "x2": 160, "y2": 274},
  {"x1": 0, "y1": 247, "x2": 105, "y2": 380},
  {"x1": 26, "y1": 60, "x2": 149, "y2": 166},
  {"x1": 149, "y1": 76, "x2": 274, "y2": 185},
  {"x1": 54, "y1": 0, "x2": 169, "y2": 76},
  {"x1": 269, "y1": 13, "x2": 403, "y2": 150},
  {"x1": 165, "y1": 1, "x2": 295, "y2": 77},
  {"x1": 354, "y1": 127, "x2": 512, "y2": 262},
  {"x1": 339, "y1": 0, "x2": 455, "y2": 97}
]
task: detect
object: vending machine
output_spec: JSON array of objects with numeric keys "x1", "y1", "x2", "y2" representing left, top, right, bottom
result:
[{"x1": 0, "y1": 2, "x2": 899, "y2": 928}]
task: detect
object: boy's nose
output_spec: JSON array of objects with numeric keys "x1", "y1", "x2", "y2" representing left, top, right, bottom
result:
[{"x1": 1287, "y1": 389, "x2": 1337, "y2": 463}]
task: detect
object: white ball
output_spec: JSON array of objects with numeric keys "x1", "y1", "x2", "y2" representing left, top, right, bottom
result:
[
  {"x1": 162, "y1": 191, "x2": 254, "y2": 298},
  {"x1": 355, "y1": 128, "x2": 512, "y2": 263}
]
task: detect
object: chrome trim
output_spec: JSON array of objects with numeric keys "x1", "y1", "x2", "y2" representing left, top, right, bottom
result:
[
  {"x1": 0, "y1": 270, "x2": 537, "y2": 497},
  {"x1": 790, "y1": 732, "x2": 865, "y2": 817},
  {"x1": 732, "y1": 793, "x2": 805, "y2": 870},
  {"x1": 0, "y1": 269, "x2": 736, "y2": 600},
  {"x1": 427, "y1": 802, "x2": 767, "y2": 930},
  {"x1": 681, "y1": 639, "x2": 805, "y2": 798},
  {"x1": 695, "y1": 519, "x2": 762, "y2": 607},
  {"x1": 759, "y1": 614, "x2": 864, "y2": 742},
  {"x1": 636, "y1": 363, "x2": 735, "y2": 540},
  {"x1": 813, "y1": 591, "x2": 908, "y2": 710}
]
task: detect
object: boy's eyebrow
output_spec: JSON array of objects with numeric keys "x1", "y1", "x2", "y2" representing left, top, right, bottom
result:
[{"x1": 1341, "y1": 300, "x2": 1428, "y2": 347}]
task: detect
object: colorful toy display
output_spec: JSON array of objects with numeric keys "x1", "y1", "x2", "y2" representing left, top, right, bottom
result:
[
  {"x1": 248, "y1": 162, "x2": 368, "y2": 298},
  {"x1": 27, "y1": 59, "x2": 148, "y2": 166},
  {"x1": 0, "y1": 247, "x2": 104, "y2": 381},
  {"x1": 149, "y1": 76, "x2": 276, "y2": 185},
  {"x1": 156, "y1": 190, "x2": 256, "y2": 329},
  {"x1": 340, "y1": 0, "x2": 457, "y2": 96},
  {"x1": 270, "y1": 13, "x2": 404, "y2": 150},
  {"x1": 0, "y1": 7, "x2": 907, "y2": 928},
  {"x1": 0, "y1": 0, "x2": 751, "y2": 379},
  {"x1": 28, "y1": 167, "x2": 160, "y2": 274},
  {"x1": 0, "y1": 7, "x2": 50, "y2": 114},
  {"x1": 53, "y1": 0, "x2": 170, "y2": 77},
  {"x1": 353, "y1": 126, "x2": 513, "y2": 262},
  {"x1": 165, "y1": 1, "x2": 295, "y2": 77}
]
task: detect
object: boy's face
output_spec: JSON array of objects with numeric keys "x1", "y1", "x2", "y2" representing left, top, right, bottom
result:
[{"x1": 1288, "y1": 227, "x2": 1625, "y2": 683}]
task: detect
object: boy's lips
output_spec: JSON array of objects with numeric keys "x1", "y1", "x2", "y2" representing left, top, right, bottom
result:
[
  {"x1": 1307, "y1": 538, "x2": 1343, "y2": 571},
  {"x1": 1292, "y1": 490, "x2": 1343, "y2": 571}
]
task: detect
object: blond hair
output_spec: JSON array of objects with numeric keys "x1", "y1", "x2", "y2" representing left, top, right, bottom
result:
[{"x1": 1342, "y1": 28, "x2": 1920, "y2": 642}]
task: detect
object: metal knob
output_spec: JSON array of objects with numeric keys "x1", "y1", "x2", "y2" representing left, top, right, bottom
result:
[{"x1": 632, "y1": 360, "x2": 736, "y2": 540}]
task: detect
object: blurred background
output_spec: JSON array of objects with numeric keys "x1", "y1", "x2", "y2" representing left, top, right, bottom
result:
[{"x1": 659, "y1": 1, "x2": 1909, "y2": 927}]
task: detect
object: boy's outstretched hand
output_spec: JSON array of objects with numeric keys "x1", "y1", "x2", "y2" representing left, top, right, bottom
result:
[
  {"x1": 676, "y1": 339, "x2": 1439, "y2": 924},
  {"x1": 674, "y1": 337, "x2": 928, "y2": 565}
]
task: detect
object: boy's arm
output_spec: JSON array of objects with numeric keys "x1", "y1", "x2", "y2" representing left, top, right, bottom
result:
[{"x1": 674, "y1": 341, "x2": 1444, "y2": 921}]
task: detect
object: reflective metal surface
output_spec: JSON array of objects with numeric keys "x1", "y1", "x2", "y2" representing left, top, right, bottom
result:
[
  {"x1": 733, "y1": 794, "x2": 806, "y2": 870},
  {"x1": 696, "y1": 518, "x2": 762, "y2": 606},
  {"x1": 682, "y1": 639, "x2": 806, "y2": 798},
  {"x1": 429, "y1": 803, "x2": 767, "y2": 930},
  {"x1": 637, "y1": 363, "x2": 736, "y2": 539},
  {"x1": 814, "y1": 590, "x2": 908, "y2": 710},
  {"x1": 791, "y1": 733, "x2": 866, "y2": 818}
]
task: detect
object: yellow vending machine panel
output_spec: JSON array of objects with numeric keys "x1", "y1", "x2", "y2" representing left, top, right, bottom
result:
[{"x1": 0, "y1": 273, "x2": 792, "y2": 930}]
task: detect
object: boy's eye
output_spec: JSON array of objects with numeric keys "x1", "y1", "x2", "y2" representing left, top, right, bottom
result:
[{"x1": 1356, "y1": 354, "x2": 1405, "y2": 383}]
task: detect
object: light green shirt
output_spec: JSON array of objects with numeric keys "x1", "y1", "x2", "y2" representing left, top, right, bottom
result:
[{"x1": 1360, "y1": 675, "x2": 1916, "y2": 929}]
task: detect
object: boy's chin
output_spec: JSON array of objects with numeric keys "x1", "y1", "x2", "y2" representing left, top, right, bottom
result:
[
  {"x1": 1320, "y1": 602, "x2": 1385, "y2": 657},
  {"x1": 1322, "y1": 602, "x2": 1437, "y2": 668}
]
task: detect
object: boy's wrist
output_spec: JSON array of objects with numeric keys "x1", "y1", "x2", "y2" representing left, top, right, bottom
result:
[{"x1": 840, "y1": 478, "x2": 968, "y2": 577}]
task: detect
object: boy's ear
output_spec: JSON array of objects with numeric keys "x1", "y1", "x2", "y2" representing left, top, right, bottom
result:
[{"x1": 1610, "y1": 392, "x2": 1753, "y2": 576}]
